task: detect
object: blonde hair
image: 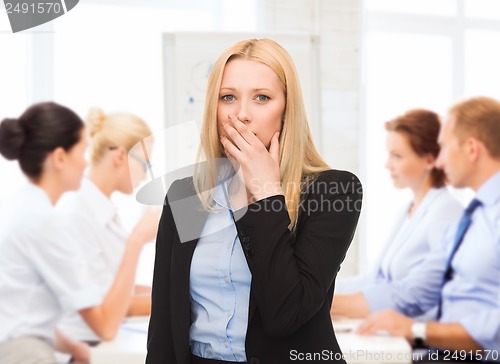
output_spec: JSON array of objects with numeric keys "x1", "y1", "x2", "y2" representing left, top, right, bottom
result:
[
  {"x1": 450, "y1": 96, "x2": 500, "y2": 159},
  {"x1": 86, "y1": 108, "x2": 152, "y2": 165},
  {"x1": 193, "y1": 38, "x2": 329, "y2": 231}
]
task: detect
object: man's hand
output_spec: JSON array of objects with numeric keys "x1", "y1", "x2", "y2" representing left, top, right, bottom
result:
[
  {"x1": 331, "y1": 292, "x2": 371, "y2": 319},
  {"x1": 71, "y1": 341, "x2": 90, "y2": 364},
  {"x1": 356, "y1": 309, "x2": 414, "y2": 340}
]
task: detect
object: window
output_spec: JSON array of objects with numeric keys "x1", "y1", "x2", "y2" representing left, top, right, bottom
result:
[
  {"x1": 363, "y1": 32, "x2": 453, "y2": 265},
  {"x1": 464, "y1": 29, "x2": 500, "y2": 96},
  {"x1": 365, "y1": 0, "x2": 457, "y2": 16},
  {"x1": 362, "y1": 0, "x2": 500, "y2": 269},
  {"x1": 465, "y1": 0, "x2": 500, "y2": 19},
  {"x1": 0, "y1": 12, "x2": 29, "y2": 220}
]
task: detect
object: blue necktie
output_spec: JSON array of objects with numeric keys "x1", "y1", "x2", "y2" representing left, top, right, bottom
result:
[{"x1": 436, "y1": 198, "x2": 482, "y2": 320}]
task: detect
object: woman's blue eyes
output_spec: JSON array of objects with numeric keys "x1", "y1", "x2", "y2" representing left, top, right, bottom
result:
[
  {"x1": 220, "y1": 95, "x2": 234, "y2": 102},
  {"x1": 220, "y1": 95, "x2": 270, "y2": 102}
]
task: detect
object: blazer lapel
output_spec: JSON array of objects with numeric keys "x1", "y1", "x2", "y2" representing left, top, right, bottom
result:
[
  {"x1": 170, "y1": 236, "x2": 197, "y2": 364},
  {"x1": 169, "y1": 184, "x2": 209, "y2": 364}
]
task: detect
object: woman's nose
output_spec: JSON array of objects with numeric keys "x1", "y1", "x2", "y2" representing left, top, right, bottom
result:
[
  {"x1": 236, "y1": 101, "x2": 251, "y2": 123},
  {"x1": 385, "y1": 158, "x2": 391, "y2": 170}
]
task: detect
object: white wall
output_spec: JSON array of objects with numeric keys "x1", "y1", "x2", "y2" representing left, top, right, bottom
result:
[{"x1": 263, "y1": 0, "x2": 363, "y2": 276}]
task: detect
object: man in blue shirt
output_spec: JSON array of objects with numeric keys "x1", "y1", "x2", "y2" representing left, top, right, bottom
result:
[{"x1": 332, "y1": 96, "x2": 500, "y2": 362}]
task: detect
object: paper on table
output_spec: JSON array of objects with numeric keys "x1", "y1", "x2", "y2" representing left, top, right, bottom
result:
[
  {"x1": 121, "y1": 317, "x2": 150, "y2": 334},
  {"x1": 332, "y1": 317, "x2": 363, "y2": 333}
]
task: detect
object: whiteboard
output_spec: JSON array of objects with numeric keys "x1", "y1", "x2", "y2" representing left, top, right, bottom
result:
[{"x1": 161, "y1": 32, "x2": 321, "y2": 170}]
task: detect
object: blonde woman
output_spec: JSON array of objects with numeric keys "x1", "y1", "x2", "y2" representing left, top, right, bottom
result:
[
  {"x1": 147, "y1": 39, "x2": 362, "y2": 364},
  {"x1": 57, "y1": 108, "x2": 159, "y2": 347}
]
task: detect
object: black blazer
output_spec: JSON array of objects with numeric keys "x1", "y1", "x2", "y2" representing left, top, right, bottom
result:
[{"x1": 146, "y1": 169, "x2": 362, "y2": 364}]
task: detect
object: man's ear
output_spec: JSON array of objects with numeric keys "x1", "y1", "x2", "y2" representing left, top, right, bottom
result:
[{"x1": 465, "y1": 137, "x2": 481, "y2": 162}]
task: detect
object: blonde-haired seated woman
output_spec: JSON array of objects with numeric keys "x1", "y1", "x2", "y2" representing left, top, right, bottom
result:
[{"x1": 57, "y1": 108, "x2": 159, "y2": 347}]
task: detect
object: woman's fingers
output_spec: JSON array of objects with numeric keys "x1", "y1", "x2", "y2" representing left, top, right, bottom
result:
[
  {"x1": 227, "y1": 114, "x2": 263, "y2": 148},
  {"x1": 223, "y1": 124, "x2": 247, "y2": 151},
  {"x1": 220, "y1": 115, "x2": 282, "y2": 202},
  {"x1": 269, "y1": 131, "x2": 280, "y2": 163},
  {"x1": 221, "y1": 136, "x2": 242, "y2": 160}
]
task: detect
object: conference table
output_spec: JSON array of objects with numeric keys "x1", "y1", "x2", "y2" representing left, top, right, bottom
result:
[{"x1": 91, "y1": 316, "x2": 413, "y2": 363}]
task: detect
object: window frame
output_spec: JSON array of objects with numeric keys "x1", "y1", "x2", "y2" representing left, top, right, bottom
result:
[{"x1": 359, "y1": 0, "x2": 499, "y2": 269}]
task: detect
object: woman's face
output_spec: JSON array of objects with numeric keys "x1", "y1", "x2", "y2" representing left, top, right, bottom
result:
[
  {"x1": 385, "y1": 131, "x2": 435, "y2": 190},
  {"x1": 217, "y1": 58, "x2": 285, "y2": 149},
  {"x1": 63, "y1": 128, "x2": 88, "y2": 191},
  {"x1": 124, "y1": 142, "x2": 153, "y2": 194}
]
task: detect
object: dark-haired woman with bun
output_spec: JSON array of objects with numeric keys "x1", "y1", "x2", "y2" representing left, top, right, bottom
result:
[{"x1": 0, "y1": 102, "x2": 151, "y2": 364}]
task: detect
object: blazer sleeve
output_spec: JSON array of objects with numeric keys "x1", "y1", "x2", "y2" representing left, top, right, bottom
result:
[
  {"x1": 233, "y1": 170, "x2": 362, "y2": 337},
  {"x1": 146, "y1": 189, "x2": 177, "y2": 364}
]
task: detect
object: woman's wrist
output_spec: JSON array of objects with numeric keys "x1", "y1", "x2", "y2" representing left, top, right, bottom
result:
[{"x1": 251, "y1": 182, "x2": 283, "y2": 201}]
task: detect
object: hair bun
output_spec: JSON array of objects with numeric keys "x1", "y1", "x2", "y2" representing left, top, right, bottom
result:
[
  {"x1": 0, "y1": 118, "x2": 26, "y2": 160},
  {"x1": 86, "y1": 107, "x2": 107, "y2": 137}
]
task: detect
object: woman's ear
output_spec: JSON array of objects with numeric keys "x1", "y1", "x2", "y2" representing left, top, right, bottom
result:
[
  {"x1": 425, "y1": 153, "x2": 436, "y2": 171},
  {"x1": 111, "y1": 147, "x2": 127, "y2": 167},
  {"x1": 48, "y1": 147, "x2": 67, "y2": 172}
]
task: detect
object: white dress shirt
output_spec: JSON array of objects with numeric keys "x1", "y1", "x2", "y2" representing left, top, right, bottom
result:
[
  {"x1": 0, "y1": 184, "x2": 101, "y2": 345},
  {"x1": 57, "y1": 178, "x2": 128, "y2": 341}
]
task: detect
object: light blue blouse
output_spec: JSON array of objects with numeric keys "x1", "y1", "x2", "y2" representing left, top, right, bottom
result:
[{"x1": 189, "y1": 179, "x2": 251, "y2": 361}]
